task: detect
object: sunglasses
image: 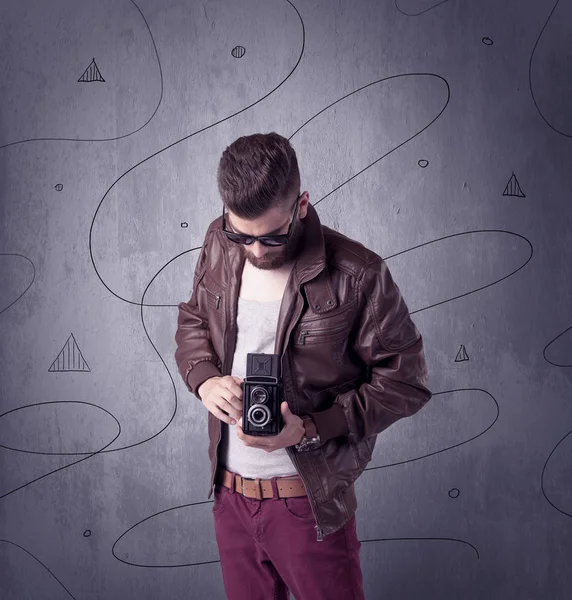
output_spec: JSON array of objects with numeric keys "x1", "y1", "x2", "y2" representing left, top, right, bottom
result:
[{"x1": 222, "y1": 194, "x2": 301, "y2": 247}]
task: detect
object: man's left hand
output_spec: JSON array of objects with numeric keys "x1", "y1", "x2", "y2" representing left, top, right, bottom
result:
[{"x1": 236, "y1": 402, "x2": 304, "y2": 452}]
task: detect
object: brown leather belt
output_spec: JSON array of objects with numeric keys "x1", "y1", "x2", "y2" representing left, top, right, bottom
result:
[{"x1": 216, "y1": 467, "x2": 307, "y2": 500}]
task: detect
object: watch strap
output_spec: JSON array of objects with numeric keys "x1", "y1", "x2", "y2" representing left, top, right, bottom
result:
[{"x1": 302, "y1": 415, "x2": 318, "y2": 439}]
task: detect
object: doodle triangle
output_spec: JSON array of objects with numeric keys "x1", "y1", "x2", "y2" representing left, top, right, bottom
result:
[
  {"x1": 48, "y1": 333, "x2": 91, "y2": 372},
  {"x1": 78, "y1": 58, "x2": 105, "y2": 83}
]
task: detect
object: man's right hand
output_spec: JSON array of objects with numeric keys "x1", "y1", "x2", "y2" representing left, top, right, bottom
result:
[{"x1": 197, "y1": 375, "x2": 244, "y2": 425}]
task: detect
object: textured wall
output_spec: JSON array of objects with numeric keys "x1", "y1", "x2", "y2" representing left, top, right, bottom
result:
[{"x1": 1, "y1": 0, "x2": 571, "y2": 598}]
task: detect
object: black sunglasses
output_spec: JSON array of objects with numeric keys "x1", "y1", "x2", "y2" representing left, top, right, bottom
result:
[{"x1": 222, "y1": 194, "x2": 301, "y2": 246}]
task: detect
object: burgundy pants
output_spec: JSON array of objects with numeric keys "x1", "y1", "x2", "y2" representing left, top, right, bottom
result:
[{"x1": 212, "y1": 477, "x2": 365, "y2": 600}]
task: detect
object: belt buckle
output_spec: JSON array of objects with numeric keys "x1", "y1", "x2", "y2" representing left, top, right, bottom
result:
[
  {"x1": 241, "y1": 476, "x2": 262, "y2": 500},
  {"x1": 241, "y1": 476, "x2": 253, "y2": 497}
]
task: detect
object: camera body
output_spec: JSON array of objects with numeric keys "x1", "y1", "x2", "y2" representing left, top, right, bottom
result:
[{"x1": 240, "y1": 353, "x2": 284, "y2": 436}]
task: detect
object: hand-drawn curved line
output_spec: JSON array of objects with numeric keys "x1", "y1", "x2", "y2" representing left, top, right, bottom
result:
[
  {"x1": 0, "y1": 540, "x2": 77, "y2": 599},
  {"x1": 541, "y1": 427, "x2": 572, "y2": 517},
  {"x1": 89, "y1": 0, "x2": 305, "y2": 307},
  {"x1": 395, "y1": 0, "x2": 454, "y2": 17},
  {"x1": 529, "y1": 0, "x2": 571, "y2": 138},
  {"x1": 482, "y1": 37, "x2": 493, "y2": 46},
  {"x1": 0, "y1": 253, "x2": 35, "y2": 315},
  {"x1": 112, "y1": 500, "x2": 221, "y2": 567},
  {"x1": 1, "y1": 252, "x2": 182, "y2": 463},
  {"x1": 363, "y1": 388, "x2": 499, "y2": 468},
  {"x1": 288, "y1": 73, "x2": 450, "y2": 207},
  {"x1": 383, "y1": 229, "x2": 533, "y2": 314},
  {"x1": 48, "y1": 332, "x2": 91, "y2": 372},
  {"x1": 543, "y1": 324, "x2": 572, "y2": 367},
  {"x1": 0, "y1": 401, "x2": 121, "y2": 499},
  {"x1": 0, "y1": 401, "x2": 118, "y2": 454},
  {"x1": 0, "y1": 0, "x2": 163, "y2": 149},
  {"x1": 112, "y1": 501, "x2": 479, "y2": 566},
  {"x1": 360, "y1": 536, "x2": 479, "y2": 559}
]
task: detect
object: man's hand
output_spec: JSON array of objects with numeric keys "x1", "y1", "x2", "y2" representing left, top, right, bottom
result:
[
  {"x1": 199, "y1": 375, "x2": 243, "y2": 425},
  {"x1": 236, "y1": 402, "x2": 305, "y2": 452}
]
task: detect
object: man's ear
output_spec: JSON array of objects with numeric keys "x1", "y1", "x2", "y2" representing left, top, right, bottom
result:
[{"x1": 299, "y1": 191, "x2": 309, "y2": 218}]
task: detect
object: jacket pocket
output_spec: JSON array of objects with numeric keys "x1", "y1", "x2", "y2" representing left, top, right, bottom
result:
[
  {"x1": 296, "y1": 322, "x2": 349, "y2": 345},
  {"x1": 203, "y1": 272, "x2": 223, "y2": 311},
  {"x1": 205, "y1": 288, "x2": 221, "y2": 310},
  {"x1": 320, "y1": 436, "x2": 360, "y2": 483},
  {"x1": 293, "y1": 301, "x2": 356, "y2": 346}
]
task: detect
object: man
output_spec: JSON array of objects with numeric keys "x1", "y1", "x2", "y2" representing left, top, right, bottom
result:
[{"x1": 174, "y1": 132, "x2": 432, "y2": 600}]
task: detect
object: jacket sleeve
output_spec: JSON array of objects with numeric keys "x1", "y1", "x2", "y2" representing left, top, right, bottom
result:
[
  {"x1": 310, "y1": 257, "x2": 432, "y2": 444},
  {"x1": 174, "y1": 229, "x2": 223, "y2": 401}
]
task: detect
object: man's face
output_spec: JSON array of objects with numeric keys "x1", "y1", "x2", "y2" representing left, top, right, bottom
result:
[{"x1": 226, "y1": 195, "x2": 307, "y2": 271}]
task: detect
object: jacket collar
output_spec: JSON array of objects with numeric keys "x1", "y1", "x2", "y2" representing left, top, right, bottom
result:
[{"x1": 214, "y1": 201, "x2": 338, "y2": 356}]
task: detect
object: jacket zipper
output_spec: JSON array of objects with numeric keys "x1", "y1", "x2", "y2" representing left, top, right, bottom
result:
[
  {"x1": 206, "y1": 289, "x2": 221, "y2": 310},
  {"x1": 298, "y1": 323, "x2": 347, "y2": 345},
  {"x1": 286, "y1": 299, "x2": 327, "y2": 542},
  {"x1": 207, "y1": 293, "x2": 226, "y2": 498},
  {"x1": 208, "y1": 262, "x2": 327, "y2": 541},
  {"x1": 286, "y1": 446, "x2": 325, "y2": 542}
]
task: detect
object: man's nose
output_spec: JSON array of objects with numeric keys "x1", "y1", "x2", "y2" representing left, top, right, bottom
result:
[{"x1": 250, "y1": 241, "x2": 266, "y2": 257}]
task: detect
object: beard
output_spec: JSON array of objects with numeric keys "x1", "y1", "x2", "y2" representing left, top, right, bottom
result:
[{"x1": 240, "y1": 214, "x2": 306, "y2": 271}]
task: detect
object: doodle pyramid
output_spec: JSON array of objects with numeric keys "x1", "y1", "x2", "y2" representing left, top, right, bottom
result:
[
  {"x1": 455, "y1": 345, "x2": 469, "y2": 362},
  {"x1": 502, "y1": 173, "x2": 525, "y2": 197},
  {"x1": 78, "y1": 58, "x2": 105, "y2": 83},
  {"x1": 48, "y1": 333, "x2": 91, "y2": 372}
]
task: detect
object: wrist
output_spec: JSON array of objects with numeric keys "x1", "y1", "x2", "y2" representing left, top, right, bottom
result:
[
  {"x1": 197, "y1": 377, "x2": 216, "y2": 400},
  {"x1": 295, "y1": 415, "x2": 321, "y2": 451},
  {"x1": 302, "y1": 415, "x2": 318, "y2": 439}
]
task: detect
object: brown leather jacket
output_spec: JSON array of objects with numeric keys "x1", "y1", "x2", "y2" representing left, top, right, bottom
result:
[{"x1": 174, "y1": 202, "x2": 432, "y2": 541}]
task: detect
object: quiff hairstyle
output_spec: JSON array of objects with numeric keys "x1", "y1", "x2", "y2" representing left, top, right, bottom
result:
[{"x1": 217, "y1": 132, "x2": 301, "y2": 220}]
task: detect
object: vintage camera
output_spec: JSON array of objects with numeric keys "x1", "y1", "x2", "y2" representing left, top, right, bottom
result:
[{"x1": 240, "y1": 353, "x2": 284, "y2": 436}]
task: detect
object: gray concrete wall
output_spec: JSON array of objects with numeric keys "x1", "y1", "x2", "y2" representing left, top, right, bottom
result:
[{"x1": 1, "y1": 0, "x2": 571, "y2": 598}]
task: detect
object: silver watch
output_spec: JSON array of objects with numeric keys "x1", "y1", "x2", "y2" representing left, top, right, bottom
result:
[{"x1": 295, "y1": 416, "x2": 321, "y2": 451}]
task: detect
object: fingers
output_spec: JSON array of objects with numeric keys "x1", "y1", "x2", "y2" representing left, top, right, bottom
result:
[
  {"x1": 210, "y1": 403, "x2": 237, "y2": 426},
  {"x1": 218, "y1": 396, "x2": 242, "y2": 422},
  {"x1": 206, "y1": 376, "x2": 244, "y2": 424},
  {"x1": 222, "y1": 378, "x2": 244, "y2": 421},
  {"x1": 211, "y1": 380, "x2": 240, "y2": 422}
]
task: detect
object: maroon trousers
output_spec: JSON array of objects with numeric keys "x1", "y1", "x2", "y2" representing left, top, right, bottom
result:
[{"x1": 212, "y1": 477, "x2": 365, "y2": 600}]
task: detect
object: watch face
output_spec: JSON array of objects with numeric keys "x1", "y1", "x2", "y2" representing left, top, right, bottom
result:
[{"x1": 299, "y1": 438, "x2": 320, "y2": 450}]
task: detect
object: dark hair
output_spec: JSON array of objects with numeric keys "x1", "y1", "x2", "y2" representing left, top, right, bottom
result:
[{"x1": 217, "y1": 132, "x2": 301, "y2": 219}]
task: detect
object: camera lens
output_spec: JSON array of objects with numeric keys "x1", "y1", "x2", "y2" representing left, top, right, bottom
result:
[
  {"x1": 251, "y1": 386, "x2": 268, "y2": 404},
  {"x1": 247, "y1": 404, "x2": 271, "y2": 427}
]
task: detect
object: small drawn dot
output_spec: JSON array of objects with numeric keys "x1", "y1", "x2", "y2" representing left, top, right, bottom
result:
[
  {"x1": 418, "y1": 159, "x2": 429, "y2": 168},
  {"x1": 231, "y1": 46, "x2": 246, "y2": 59},
  {"x1": 55, "y1": 184, "x2": 63, "y2": 191},
  {"x1": 83, "y1": 529, "x2": 91, "y2": 537},
  {"x1": 482, "y1": 37, "x2": 493, "y2": 46},
  {"x1": 449, "y1": 488, "x2": 460, "y2": 498},
  {"x1": 181, "y1": 222, "x2": 188, "y2": 228}
]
